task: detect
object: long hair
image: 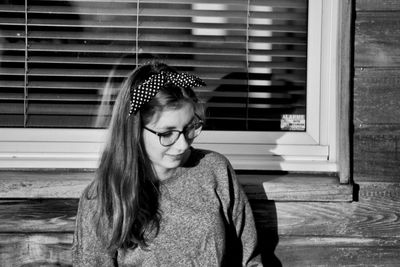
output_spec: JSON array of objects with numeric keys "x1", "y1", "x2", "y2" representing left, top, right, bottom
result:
[{"x1": 89, "y1": 62, "x2": 202, "y2": 251}]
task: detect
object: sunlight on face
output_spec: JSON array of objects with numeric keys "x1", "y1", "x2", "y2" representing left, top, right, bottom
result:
[{"x1": 142, "y1": 102, "x2": 195, "y2": 180}]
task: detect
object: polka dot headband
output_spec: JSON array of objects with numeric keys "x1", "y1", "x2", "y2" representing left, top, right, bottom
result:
[{"x1": 129, "y1": 71, "x2": 206, "y2": 115}]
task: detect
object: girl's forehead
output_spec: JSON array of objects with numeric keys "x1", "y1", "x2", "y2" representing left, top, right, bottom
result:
[{"x1": 147, "y1": 103, "x2": 195, "y2": 128}]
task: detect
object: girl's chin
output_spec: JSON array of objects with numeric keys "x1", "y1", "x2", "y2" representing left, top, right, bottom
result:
[
  {"x1": 165, "y1": 149, "x2": 190, "y2": 164},
  {"x1": 163, "y1": 158, "x2": 183, "y2": 169}
]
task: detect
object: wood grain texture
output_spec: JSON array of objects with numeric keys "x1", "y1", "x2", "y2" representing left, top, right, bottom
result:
[
  {"x1": 0, "y1": 233, "x2": 72, "y2": 267},
  {"x1": 354, "y1": 68, "x2": 400, "y2": 126},
  {"x1": 275, "y1": 236, "x2": 400, "y2": 267},
  {"x1": 0, "y1": 171, "x2": 353, "y2": 201},
  {"x1": 353, "y1": 68, "x2": 400, "y2": 182},
  {"x1": 0, "y1": 170, "x2": 93, "y2": 198},
  {"x1": 0, "y1": 199, "x2": 78, "y2": 233},
  {"x1": 338, "y1": 0, "x2": 352, "y2": 184},
  {"x1": 254, "y1": 187, "x2": 400, "y2": 238},
  {"x1": 355, "y1": 12, "x2": 400, "y2": 67},
  {"x1": 0, "y1": 182, "x2": 398, "y2": 266},
  {"x1": 354, "y1": 129, "x2": 400, "y2": 182},
  {"x1": 259, "y1": 182, "x2": 400, "y2": 266},
  {"x1": 242, "y1": 174, "x2": 352, "y2": 202},
  {"x1": 1, "y1": 235, "x2": 399, "y2": 267},
  {"x1": 356, "y1": 0, "x2": 400, "y2": 11},
  {"x1": 0, "y1": 183, "x2": 397, "y2": 236}
]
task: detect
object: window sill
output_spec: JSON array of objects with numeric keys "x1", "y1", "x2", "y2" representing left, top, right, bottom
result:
[
  {"x1": 0, "y1": 170, "x2": 353, "y2": 202},
  {"x1": 239, "y1": 173, "x2": 353, "y2": 202}
]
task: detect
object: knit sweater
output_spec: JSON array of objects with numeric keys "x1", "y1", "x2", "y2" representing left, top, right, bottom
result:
[{"x1": 72, "y1": 148, "x2": 262, "y2": 266}]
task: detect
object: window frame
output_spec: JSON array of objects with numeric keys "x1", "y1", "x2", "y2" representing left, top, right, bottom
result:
[{"x1": 0, "y1": 0, "x2": 350, "y2": 183}]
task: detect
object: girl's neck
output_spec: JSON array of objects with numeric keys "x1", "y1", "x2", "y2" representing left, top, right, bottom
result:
[
  {"x1": 154, "y1": 148, "x2": 192, "y2": 181},
  {"x1": 155, "y1": 168, "x2": 175, "y2": 181}
]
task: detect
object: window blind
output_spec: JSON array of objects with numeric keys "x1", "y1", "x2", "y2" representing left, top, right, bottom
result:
[{"x1": 0, "y1": 0, "x2": 307, "y2": 130}]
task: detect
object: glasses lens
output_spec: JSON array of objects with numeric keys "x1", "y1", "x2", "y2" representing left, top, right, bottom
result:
[
  {"x1": 185, "y1": 123, "x2": 203, "y2": 139},
  {"x1": 159, "y1": 121, "x2": 203, "y2": 146},
  {"x1": 160, "y1": 131, "x2": 180, "y2": 146}
]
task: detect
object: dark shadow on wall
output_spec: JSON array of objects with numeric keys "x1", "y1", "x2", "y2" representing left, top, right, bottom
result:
[
  {"x1": 257, "y1": 200, "x2": 281, "y2": 267},
  {"x1": 248, "y1": 191, "x2": 282, "y2": 266},
  {"x1": 238, "y1": 170, "x2": 283, "y2": 267}
]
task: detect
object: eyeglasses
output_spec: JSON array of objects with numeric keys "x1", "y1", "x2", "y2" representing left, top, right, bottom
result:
[{"x1": 143, "y1": 115, "x2": 204, "y2": 147}]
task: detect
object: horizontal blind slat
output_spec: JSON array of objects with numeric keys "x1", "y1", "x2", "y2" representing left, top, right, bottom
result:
[
  {"x1": 28, "y1": 44, "x2": 137, "y2": 54},
  {"x1": 0, "y1": 81, "x2": 24, "y2": 88},
  {"x1": 26, "y1": 19, "x2": 306, "y2": 32},
  {"x1": 28, "y1": 6, "x2": 138, "y2": 16},
  {"x1": 0, "y1": 5, "x2": 24, "y2": 12},
  {"x1": 0, "y1": 30, "x2": 26, "y2": 38},
  {"x1": 33, "y1": 0, "x2": 306, "y2": 7},
  {"x1": 29, "y1": 31, "x2": 309, "y2": 44},
  {"x1": 29, "y1": 7, "x2": 274, "y2": 18},
  {"x1": 0, "y1": 103, "x2": 24, "y2": 114},
  {"x1": 0, "y1": 43, "x2": 25, "y2": 51},
  {"x1": 0, "y1": 93, "x2": 23, "y2": 100},
  {"x1": 26, "y1": 20, "x2": 246, "y2": 31},
  {"x1": 27, "y1": 94, "x2": 103, "y2": 102},
  {"x1": 27, "y1": 81, "x2": 115, "y2": 90},
  {"x1": 27, "y1": 69, "x2": 130, "y2": 77},
  {"x1": 27, "y1": 115, "x2": 97, "y2": 128},
  {"x1": 0, "y1": 55, "x2": 25, "y2": 63},
  {"x1": 0, "y1": 68, "x2": 25, "y2": 75},
  {"x1": 28, "y1": 30, "x2": 136, "y2": 41},
  {"x1": 27, "y1": 18, "x2": 138, "y2": 28},
  {"x1": 28, "y1": 45, "x2": 267, "y2": 56},
  {"x1": 29, "y1": 56, "x2": 135, "y2": 65},
  {"x1": 28, "y1": 103, "x2": 99, "y2": 115},
  {"x1": 0, "y1": 17, "x2": 25, "y2": 25}
]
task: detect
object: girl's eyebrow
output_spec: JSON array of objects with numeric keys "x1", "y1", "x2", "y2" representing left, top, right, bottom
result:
[{"x1": 156, "y1": 116, "x2": 197, "y2": 131}]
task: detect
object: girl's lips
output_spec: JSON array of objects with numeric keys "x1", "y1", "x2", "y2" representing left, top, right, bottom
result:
[
  {"x1": 166, "y1": 148, "x2": 191, "y2": 163},
  {"x1": 166, "y1": 151, "x2": 189, "y2": 161},
  {"x1": 166, "y1": 153, "x2": 184, "y2": 159}
]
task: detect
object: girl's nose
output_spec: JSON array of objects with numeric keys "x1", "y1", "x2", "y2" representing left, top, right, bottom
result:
[{"x1": 172, "y1": 132, "x2": 190, "y2": 151}]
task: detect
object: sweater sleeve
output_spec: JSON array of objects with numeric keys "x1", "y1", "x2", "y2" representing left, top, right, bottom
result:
[
  {"x1": 226, "y1": 162, "x2": 263, "y2": 267},
  {"x1": 72, "y1": 187, "x2": 117, "y2": 266}
]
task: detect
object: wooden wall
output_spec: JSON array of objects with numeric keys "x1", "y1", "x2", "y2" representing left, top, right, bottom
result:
[
  {"x1": 1, "y1": 0, "x2": 400, "y2": 266},
  {"x1": 1, "y1": 179, "x2": 399, "y2": 266},
  {"x1": 353, "y1": 0, "x2": 400, "y2": 182},
  {"x1": 265, "y1": 0, "x2": 400, "y2": 265},
  {"x1": 264, "y1": 0, "x2": 397, "y2": 265}
]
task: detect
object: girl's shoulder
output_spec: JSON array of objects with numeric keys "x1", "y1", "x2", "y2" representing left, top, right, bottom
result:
[
  {"x1": 189, "y1": 148, "x2": 236, "y2": 182},
  {"x1": 191, "y1": 148, "x2": 231, "y2": 168},
  {"x1": 77, "y1": 180, "x2": 98, "y2": 212},
  {"x1": 82, "y1": 179, "x2": 97, "y2": 199}
]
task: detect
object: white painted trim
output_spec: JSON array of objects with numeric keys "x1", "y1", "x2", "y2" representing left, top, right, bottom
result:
[
  {"x1": 325, "y1": 0, "x2": 340, "y2": 162},
  {"x1": 0, "y1": 128, "x2": 107, "y2": 142},
  {"x1": 0, "y1": 152, "x2": 337, "y2": 172},
  {"x1": 0, "y1": 128, "x2": 321, "y2": 145},
  {"x1": 306, "y1": 0, "x2": 323, "y2": 143}
]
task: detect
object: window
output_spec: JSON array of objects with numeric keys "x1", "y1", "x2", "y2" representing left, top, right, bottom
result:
[{"x1": 0, "y1": 0, "x2": 346, "y2": 178}]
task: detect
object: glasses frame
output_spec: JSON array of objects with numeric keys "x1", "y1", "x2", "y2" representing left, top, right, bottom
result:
[{"x1": 143, "y1": 114, "x2": 204, "y2": 147}]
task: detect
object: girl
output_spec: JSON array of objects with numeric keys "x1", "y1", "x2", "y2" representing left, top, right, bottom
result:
[{"x1": 72, "y1": 62, "x2": 262, "y2": 266}]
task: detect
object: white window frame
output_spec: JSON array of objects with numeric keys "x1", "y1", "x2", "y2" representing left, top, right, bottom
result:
[{"x1": 0, "y1": 0, "x2": 340, "y2": 172}]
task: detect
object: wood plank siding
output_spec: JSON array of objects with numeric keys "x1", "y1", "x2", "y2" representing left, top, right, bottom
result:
[
  {"x1": 0, "y1": 182, "x2": 399, "y2": 266},
  {"x1": 1, "y1": 0, "x2": 400, "y2": 266},
  {"x1": 354, "y1": 0, "x2": 400, "y2": 182}
]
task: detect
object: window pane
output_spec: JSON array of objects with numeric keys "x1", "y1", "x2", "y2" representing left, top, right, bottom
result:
[{"x1": 0, "y1": 0, "x2": 307, "y2": 131}]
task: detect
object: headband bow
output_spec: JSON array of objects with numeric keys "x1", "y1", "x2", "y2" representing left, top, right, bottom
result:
[{"x1": 129, "y1": 71, "x2": 206, "y2": 115}]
